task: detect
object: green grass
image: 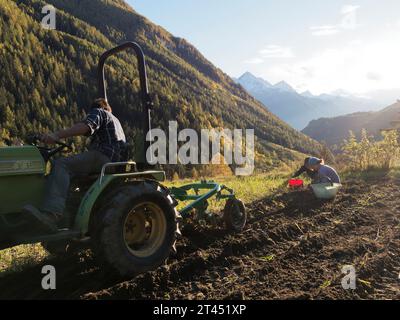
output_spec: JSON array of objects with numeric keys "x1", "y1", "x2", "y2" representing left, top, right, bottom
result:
[
  {"x1": 319, "y1": 280, "x2": 332, "y2": 289},
  {"x1": 166, "y1": 170, "x2": 291, "y2": 212},
  {"x1": 0, "y1": 244, "x2": 48, "y2": 276},
  {"x1": 259, "y1": 254, "x2": 276, "y2": 262}
]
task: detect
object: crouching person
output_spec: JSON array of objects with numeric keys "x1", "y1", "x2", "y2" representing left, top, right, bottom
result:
[{"x1": 293, "y1": 157, "x2": 341, "y2": 184}]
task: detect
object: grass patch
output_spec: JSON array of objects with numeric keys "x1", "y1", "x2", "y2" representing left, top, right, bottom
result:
[
  {"x1": 319, "y1": 280, "x2": 332, "y2": 289},
  {"x1": 259, "y1": 254, "x2": 275, "y2": 262},
  {"x1": 358, "y1": 279, "x2": 372, "y2": 288},
  {"x1": 166, "y1": 170, "x2": 290, "y2": 212},
  {"x1": 0, "y1": 244, "x2": 48, "y2": 277}
]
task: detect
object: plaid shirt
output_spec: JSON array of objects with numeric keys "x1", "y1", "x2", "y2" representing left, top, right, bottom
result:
[{"x1": 83, "y1": 108, "x2": 126, "y2": 162}]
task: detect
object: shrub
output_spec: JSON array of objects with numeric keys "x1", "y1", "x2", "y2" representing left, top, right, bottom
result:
[{"x1": 341, "y1": 129, "x2": 400, "y2": 170}]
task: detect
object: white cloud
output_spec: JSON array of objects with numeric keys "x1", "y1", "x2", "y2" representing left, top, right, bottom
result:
[
  {"x1": 311, "y1": 4, "x2": 360, "y2": 36},
  {"x1": 384, "y1": 19, "x2": 400, "y2": 30},
  {"x1": 260, "y1": 34, "x2": 400, "y2": 94},
  {"x1": 243, "y1": 45, "x2": 294, "y2": 66},
  {"x1": 310, "y1": 25, "x2": 340, "y2": 36},
  {"x1": 341, "y1": 5, "x2": 360, "y2": 29},
  {"x1": 341, "y1": 5, "x2": 360, "y2": 15},
  {"x1": 259, "y1": 45, "x2": 295, "y2": 58},
  {"x1": 243, "y1": 57, "x2": 264, "y2": 64},
  {"x1": 366, "y1": 72, "x2": 381, "y2": 81}
]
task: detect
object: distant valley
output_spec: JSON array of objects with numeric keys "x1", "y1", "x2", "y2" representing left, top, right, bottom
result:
[
  {"x1": 235, "y1": 72, "x2": 398, "y2": 130},
  {"x1": 302, "y1": 100, "x2": 400, "y2": 147}
]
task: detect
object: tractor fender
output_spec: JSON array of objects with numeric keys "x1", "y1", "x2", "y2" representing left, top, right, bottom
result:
[
  {"x1": 73, "y1": 175, "x2": 116, "y2": 235},
  {"x1": 73, "y1": 171, "x2": 166, "y2": 235}
]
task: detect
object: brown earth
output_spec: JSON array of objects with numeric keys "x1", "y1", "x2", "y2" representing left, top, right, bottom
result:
[{"x1": 0, "y1": 176, "x2": 399, "y2": 300}]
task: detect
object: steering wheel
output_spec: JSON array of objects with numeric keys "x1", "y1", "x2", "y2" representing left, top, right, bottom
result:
[{"x1": 26, "y1": 134, "x2": 73, "y2": 162}]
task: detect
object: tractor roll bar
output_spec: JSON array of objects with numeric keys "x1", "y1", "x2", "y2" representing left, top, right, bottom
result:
[
  {"x1": 97, "y1": 42, "x2": 153, "y2": 165},
  {"x1": 98, "y1": 42, "x2": 151, "y2": 106}
]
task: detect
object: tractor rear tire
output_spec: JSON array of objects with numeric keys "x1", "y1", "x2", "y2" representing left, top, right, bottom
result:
[
  {"x1": 223, "y1": 198, "x2": 247, "y2": 233},
  {"x1": 92, "y1": 181, "x2": 180, "y2": 277}
]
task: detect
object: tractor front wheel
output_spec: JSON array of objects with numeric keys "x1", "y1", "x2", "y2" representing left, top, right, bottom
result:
[
  {"x1": 223, "y1": 198, "x2": 247, "y2": 233},
  {"x1": 93, "y1": 182, "x2": 180, "y2": 277}
]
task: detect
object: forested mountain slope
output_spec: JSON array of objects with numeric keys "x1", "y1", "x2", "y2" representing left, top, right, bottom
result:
[
  {"x1": 302, "y1": 101, "x2": 400, "y2": 147},
  {"x1": 0, "y1": 0, "x2": 320, "y2": 170}
]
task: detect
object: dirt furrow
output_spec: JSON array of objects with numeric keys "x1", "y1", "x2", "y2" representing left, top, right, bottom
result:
[{"x1": 0, "y1": 177, "x2": 399, "y2": 300}]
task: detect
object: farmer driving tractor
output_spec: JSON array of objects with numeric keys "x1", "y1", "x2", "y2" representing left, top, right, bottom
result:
[
  {"x1": 23, "y1": 98, "x2": 126, "y2": 233},
  {"x1": 293, "y1": 157, "x2": 341, "y2": 184},
  {"x1": 0, "y1": 42, "x2": 187, "y2": 277}
]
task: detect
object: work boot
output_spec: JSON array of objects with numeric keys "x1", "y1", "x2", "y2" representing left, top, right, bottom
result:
[{"x1": 22, "y1": 205, "x2": 60, "y2": 233}]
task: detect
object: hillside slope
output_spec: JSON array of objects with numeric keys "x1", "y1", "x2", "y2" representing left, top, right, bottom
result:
[
  {"x1": 302, "y1": 101, "x2": 400, "y2": 146},
  {"x1": 0, "y1": 0, "x2": 320, "y2": 169}
]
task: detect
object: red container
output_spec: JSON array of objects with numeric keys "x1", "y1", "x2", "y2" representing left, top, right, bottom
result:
[{"x1": 288, "y1": 179, "x2": 304, "y2": 188}]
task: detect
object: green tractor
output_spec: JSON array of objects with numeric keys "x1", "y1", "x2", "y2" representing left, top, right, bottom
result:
[
  {"x1": 0, "y1": 42, "x2": 247, "y2": 277},
  {"x1": 0, "y1": 42, "x2": 181, "y2": 277}
]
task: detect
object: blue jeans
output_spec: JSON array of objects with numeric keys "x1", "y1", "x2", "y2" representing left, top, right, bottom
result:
[{"x1": 42, "y1": 151, "x2": 110, "y2": 215}]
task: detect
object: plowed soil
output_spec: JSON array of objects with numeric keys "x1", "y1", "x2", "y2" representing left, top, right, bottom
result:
[{"x1": 1, "y1": 176, "x2": 399, "y2": 300}]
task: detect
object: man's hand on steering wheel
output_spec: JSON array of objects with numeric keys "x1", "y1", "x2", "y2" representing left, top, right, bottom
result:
[{"x1": 41, "y1": 133, "x2": 60, "y2": 145}]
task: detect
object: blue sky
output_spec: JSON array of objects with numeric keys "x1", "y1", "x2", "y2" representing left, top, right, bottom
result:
[{"x1": 128, "y1": 0, "x2": 400, "y2": 94}]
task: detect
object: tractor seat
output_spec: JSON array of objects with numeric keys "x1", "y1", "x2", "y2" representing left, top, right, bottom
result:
[
  {"x1": 71, "y1": 161, "x2": 136, "y2": 186},
  {"x1": 72, "y1": 166, "x2": 116, "y2": 185}
]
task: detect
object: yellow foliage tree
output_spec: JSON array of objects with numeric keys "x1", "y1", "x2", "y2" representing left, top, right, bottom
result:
[
  {"x1": 376, "y1": 130, "x2": 400, "y2": 169},
  {"x1": 342, "y1": 129, "x2": 400, "y2": 170},
  {"x1": 200, "y1": 153, "x2": 233, "y2": 178}
]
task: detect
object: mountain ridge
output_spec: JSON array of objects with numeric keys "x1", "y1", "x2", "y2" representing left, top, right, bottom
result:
[{"x1": 302, "y1": 101, "x2": 400, "y2": 147}]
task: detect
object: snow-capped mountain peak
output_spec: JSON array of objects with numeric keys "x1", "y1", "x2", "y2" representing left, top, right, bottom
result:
[
  {"x1": 236, "y1": 71, "x2": 380, "y2": 130},
  {"x1": 273, "y1": 81, "x2": 296, "y2": 93},
  {"x1": 301, "y1": 90, "x2": 315, "y2": 98},
  {"x1": 237, "y1": 72, "x2": 272, "y2": 92}
]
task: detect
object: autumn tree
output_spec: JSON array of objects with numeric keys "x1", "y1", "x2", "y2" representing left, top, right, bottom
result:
[
  {"x1": 376, "y1": 130, "x2": 400, "y2": 169},
  {"x1": 342, "y1": 129, "x2": 400, "y2": 170},
  {"x1": 342, "y1": 131, "x2": 360, "y2": 169}
]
